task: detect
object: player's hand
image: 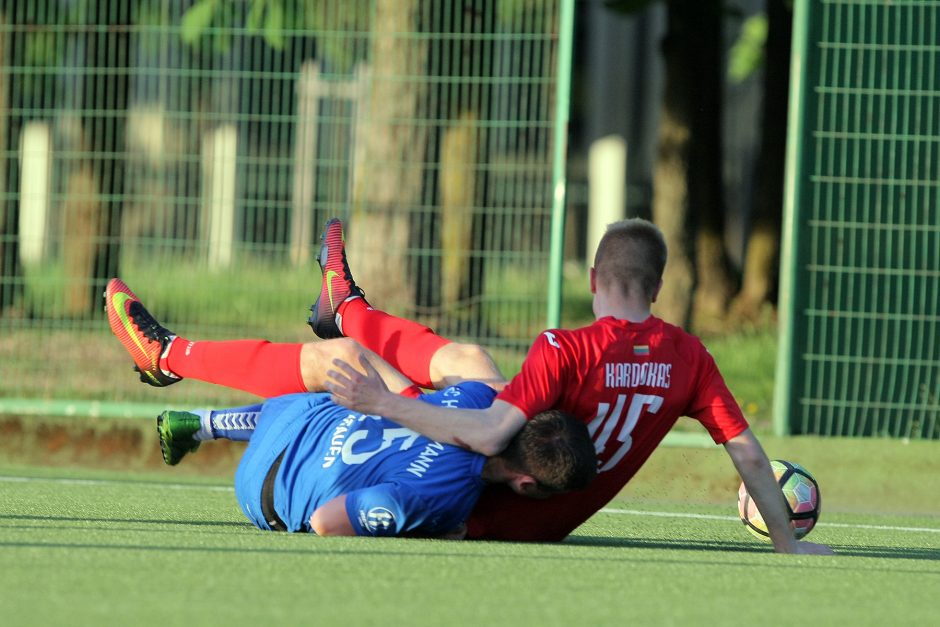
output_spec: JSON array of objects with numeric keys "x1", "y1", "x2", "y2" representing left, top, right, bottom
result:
[
  {"x1": 326, "y1": 354, "x2": 392, "y2": 415},
  {"x1": 789, "y1": 541, "x2": 834, "y2": 555}
]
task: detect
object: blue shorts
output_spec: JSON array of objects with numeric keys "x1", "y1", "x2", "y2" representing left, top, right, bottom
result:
[{"x1": 233, "y1": 393, "x2": 333, "y2": 531}]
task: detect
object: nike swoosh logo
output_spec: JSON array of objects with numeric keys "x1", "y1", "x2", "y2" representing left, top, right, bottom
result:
[
  {"x1": 325, "y1": 270, "x2": 340, "y2": 310},
  {"x1": 112, "y1": 292, "x2": 159, "y2": 383}
]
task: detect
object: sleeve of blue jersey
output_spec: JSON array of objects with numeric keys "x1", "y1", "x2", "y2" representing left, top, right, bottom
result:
[
  {"x1": 344, "y1": 483, "x2": 428, "y2": 537},
  {"x1": 418, "y1": 381, "x2": 497, "y2": 410}
]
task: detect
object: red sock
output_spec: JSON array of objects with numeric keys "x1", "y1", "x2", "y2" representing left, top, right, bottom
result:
[
  {"x1": 164, "y1": 339, "x2": 306, "y2": 398},
  {"x1": 339, "y1": 297, "x2": 450, "y2": 389}
]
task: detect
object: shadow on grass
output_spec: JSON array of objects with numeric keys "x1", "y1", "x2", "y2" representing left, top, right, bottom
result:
[
  {"x1": 2, "y1": 518, "x2": 938, "y2": 572},
  {"x1": 567, "y1": 535, "x2": 767, "y2": 553},
  {"x1": 1, "y1": 539, "x2": 937, "y2": 579},
  {"x1": 569, "y1": 535, "x2": 940, "y2": 561},
  {"x1": 0, "y1": 513, "x2": 245, "y2": 529}
]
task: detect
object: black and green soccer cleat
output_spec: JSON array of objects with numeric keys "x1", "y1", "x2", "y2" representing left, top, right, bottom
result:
[{"x1": 157, "y1": 411, "x2": 202, "y2": 466}]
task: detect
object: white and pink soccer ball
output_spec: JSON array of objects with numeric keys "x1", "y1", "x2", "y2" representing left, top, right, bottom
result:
[{"x1": 738, "y1": 459, "x2": 821, "y2": 541}]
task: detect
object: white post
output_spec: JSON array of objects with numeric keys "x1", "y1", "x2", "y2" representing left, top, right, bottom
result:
[
  {"x1": 290, "y1": 61, "x2": 320, "y2": 267},
  {"x1": 350, "y1": 62, "x2": 370, "y2": 205},
  {"x1": 587, "y1": 135, "x2": 627, "y2": 264},
  {"x1": 202, "y1": 125, "x2": 238, "y2": 270},
  {"x1": 18, "y1": 121, "x2": 52, "y2": 265}
]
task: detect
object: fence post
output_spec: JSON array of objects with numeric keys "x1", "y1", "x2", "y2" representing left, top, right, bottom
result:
[
  {"x1": 440, "y1": 111, "x2": 478, "y2": 309},
  {"x1": 291, "y1": 61, "x2": 320, "y2": 267},
  {"x1": 587, "y1": 135, "x2": 627, "y2": 265},
  {"x1": 202, "y1": 125, "x2": 237, "y2": 270},
  {"x1": 18, "y1": 121, "x2": 52, "y2": 265},
  {"x1": 547, "y1": 0, "x2": 576, "y2": 328},
  {"x1": 350, "y1": 62, "x2": 370, "y2": 204}
]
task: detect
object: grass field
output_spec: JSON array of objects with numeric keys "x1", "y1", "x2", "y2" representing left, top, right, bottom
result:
[
  {"x1": 3, "y1": 264, "x2": 937, "y2": 625},
  {"x1": 1, "y1": 436, "x2": 937, "y2": 627}
]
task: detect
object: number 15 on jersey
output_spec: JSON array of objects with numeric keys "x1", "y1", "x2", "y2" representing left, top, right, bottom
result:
[{"x1": 587, "y1": 393, "x2": 663, "y2": 472}]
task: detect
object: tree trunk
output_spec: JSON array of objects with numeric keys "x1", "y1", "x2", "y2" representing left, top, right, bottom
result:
[
  {"x1": 440, "y1": 111, "x2": 478, "y2": 311},
  {"x1": 71, "y1": 8, "x2": 131, "y2": 314},
  {"x1": 730, "y1": 0, "x2": 792, "y2": 321},
  {"x1": 348, "y1": 0, "x2": 427, "y2": 311},
  {"x1": 652, "y1": 0, "x2": 735, "y2": 330},
  {"x1": 650, "y1": 2, "x2": 696, "y2": 328},
  {"x1": 651, "y1": 97, "x2": 695, "y2": 327},
  {"x1": 688, "y1": 1, "x2": 736, "y2": 332},
  {"x1": 63, "y1": 166, "x2": 102, "y2": 315}
]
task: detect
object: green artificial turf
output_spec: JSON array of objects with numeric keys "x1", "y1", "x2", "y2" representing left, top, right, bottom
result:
[{"x1": 1, "y1": 460, "x2": 936, "y2": 627}]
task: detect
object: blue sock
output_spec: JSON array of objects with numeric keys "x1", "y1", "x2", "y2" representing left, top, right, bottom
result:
[{"x1": 204, "y1": 404, "x2": 262, "y2": 442}]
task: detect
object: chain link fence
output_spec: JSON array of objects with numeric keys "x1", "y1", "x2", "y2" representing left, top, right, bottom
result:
[
  {"x1": 777, "y1": 0, "x2": 940, "y2": 439},
  {"x1": 0, "y1": 0, "x2": 570, "y2": 413}
]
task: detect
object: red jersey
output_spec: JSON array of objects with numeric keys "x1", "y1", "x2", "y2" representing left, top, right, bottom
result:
[{"x1": 466, "y1": 315, "x2": 749, "y2": 541}]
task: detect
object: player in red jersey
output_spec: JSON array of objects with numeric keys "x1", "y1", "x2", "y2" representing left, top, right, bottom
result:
[{"x1": 317, "y1": 218, "x2": 833, "y2": 554}]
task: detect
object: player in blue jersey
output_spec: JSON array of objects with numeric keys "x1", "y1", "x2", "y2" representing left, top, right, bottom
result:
[
  {"x1": 164, "y1": 383, "x2": 596, "y2": 538},
  {"x1": 105, "y1": 277, "x2": 595, "y2": 538}
]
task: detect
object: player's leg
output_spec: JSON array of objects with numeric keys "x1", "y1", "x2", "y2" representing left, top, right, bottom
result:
[
  {"x1": 299, "y1": 337, "x2": 417, "y2": 395},
  {"x1": 309, "y1": 218, "x2": 506, "y2": 390},
  {"x1": 105, "y1": 278, "x2": 303, "y2": 395},
  {"x1": 338, "y1": 297, "x2": 505, "y2": 390},
  {"x1": 105, "y1": 278, "x2": 415, "y2": 397},
  {"x1": 157, "y1": 403, "x2": 263, "y2": 466}
]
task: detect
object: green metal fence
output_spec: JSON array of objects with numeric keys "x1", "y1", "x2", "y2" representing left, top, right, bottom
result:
[
  {"x1": 776, "y1": 0, "x2": 940, "y2": 438},
  {"x1": 0, "y1": 0, "x2": 573, "y2": 415}
]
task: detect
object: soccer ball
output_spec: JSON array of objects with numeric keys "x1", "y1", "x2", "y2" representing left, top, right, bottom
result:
[{"x1": 737, "y1": 459, "x2": 820, "y2": 541}]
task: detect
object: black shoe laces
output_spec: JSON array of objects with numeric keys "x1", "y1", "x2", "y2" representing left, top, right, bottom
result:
[{"x1": 128, "y1": 301, "x2": 170, "y2": 344}]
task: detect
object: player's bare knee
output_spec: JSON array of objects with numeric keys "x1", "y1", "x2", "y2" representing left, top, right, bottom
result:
[
  {"x1": 448, "y1": 342, "x2": 492, "y2": 365},
  {"x1": 431, "y1": 342, "x2": 505, "y2": 389},
  {"x1": 300, "y1": 338, "x2": 368, "y2": 391},
  {"x1": 328, "y1": 337, "x2": 368, "y2": 363}
]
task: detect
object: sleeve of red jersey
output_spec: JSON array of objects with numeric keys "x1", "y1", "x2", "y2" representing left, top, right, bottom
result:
[
  {"x1": 495, "y1": 330, "x2": 568, "y2": 419},
  {"x1": 685, "y1": 339, "x2": 750, "y2": 444}
]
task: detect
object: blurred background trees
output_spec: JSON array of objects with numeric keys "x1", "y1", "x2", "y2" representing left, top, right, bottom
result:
[
  {"x1": 0, "y1": 0, "x2": 793, "y2": 334},
  {"x1": 598, "y1": 0, "x2": 792, "y2": 331}
]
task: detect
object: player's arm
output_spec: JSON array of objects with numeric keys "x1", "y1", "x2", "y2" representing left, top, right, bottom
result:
[
  {"x1": 309, "y1": 495, "x2": 356, "y2": 536},
  {"x1": 309, "y1": 495, "x2": 464, "y2": 538},
  {"x1": 326, "y1": 354, "x2": 526, "y2": 456},
  {"x1": 723, "y1": 429, "x2": 833, "y2": 555}
]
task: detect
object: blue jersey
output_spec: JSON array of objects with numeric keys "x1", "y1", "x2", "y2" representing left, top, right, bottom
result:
[{"x1": 234, "y1": 382, "x2": 496, "y2": 537}]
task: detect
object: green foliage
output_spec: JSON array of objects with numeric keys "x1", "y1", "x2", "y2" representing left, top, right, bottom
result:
[
  {"x1": 245, "y1": 0, "x2": 285, "y2": 49},
  {"x1": 600, "y1": 1, "x2": 772, "y2": 85},
  {"x1": 176, "y1": 0, "x2": 371, "y2": 67},
  {"x1": 181, "y1": 0, "x2": 304, "y2": 52},
  {"x1": 180, "y1": 0, "x2": 219, "y2": 45},
  {"x1": 23, "y1": 31, "x2": 56, "y2": 67},
  {"x1": 728, "y1": 13, "x2": 768, "y2": 83},
  {"x1": 308, "y1": 0, "x2": 371, "y2": 73}
]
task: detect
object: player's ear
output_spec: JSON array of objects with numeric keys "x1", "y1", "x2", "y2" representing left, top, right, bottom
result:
[
  {"x1": 590, "y1": 267, "x2": 597, "y2": 294},
  {"x1": 509, "y1": 474, "x2": 540, "y2": 495},
  {"x1": 650, "y1": 279, "x2": 663, "y2": 303}
]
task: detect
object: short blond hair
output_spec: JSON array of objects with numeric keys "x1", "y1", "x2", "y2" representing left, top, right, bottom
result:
[{"x1": 593, "y1": 218, "x2": 667, "y2": 301}]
